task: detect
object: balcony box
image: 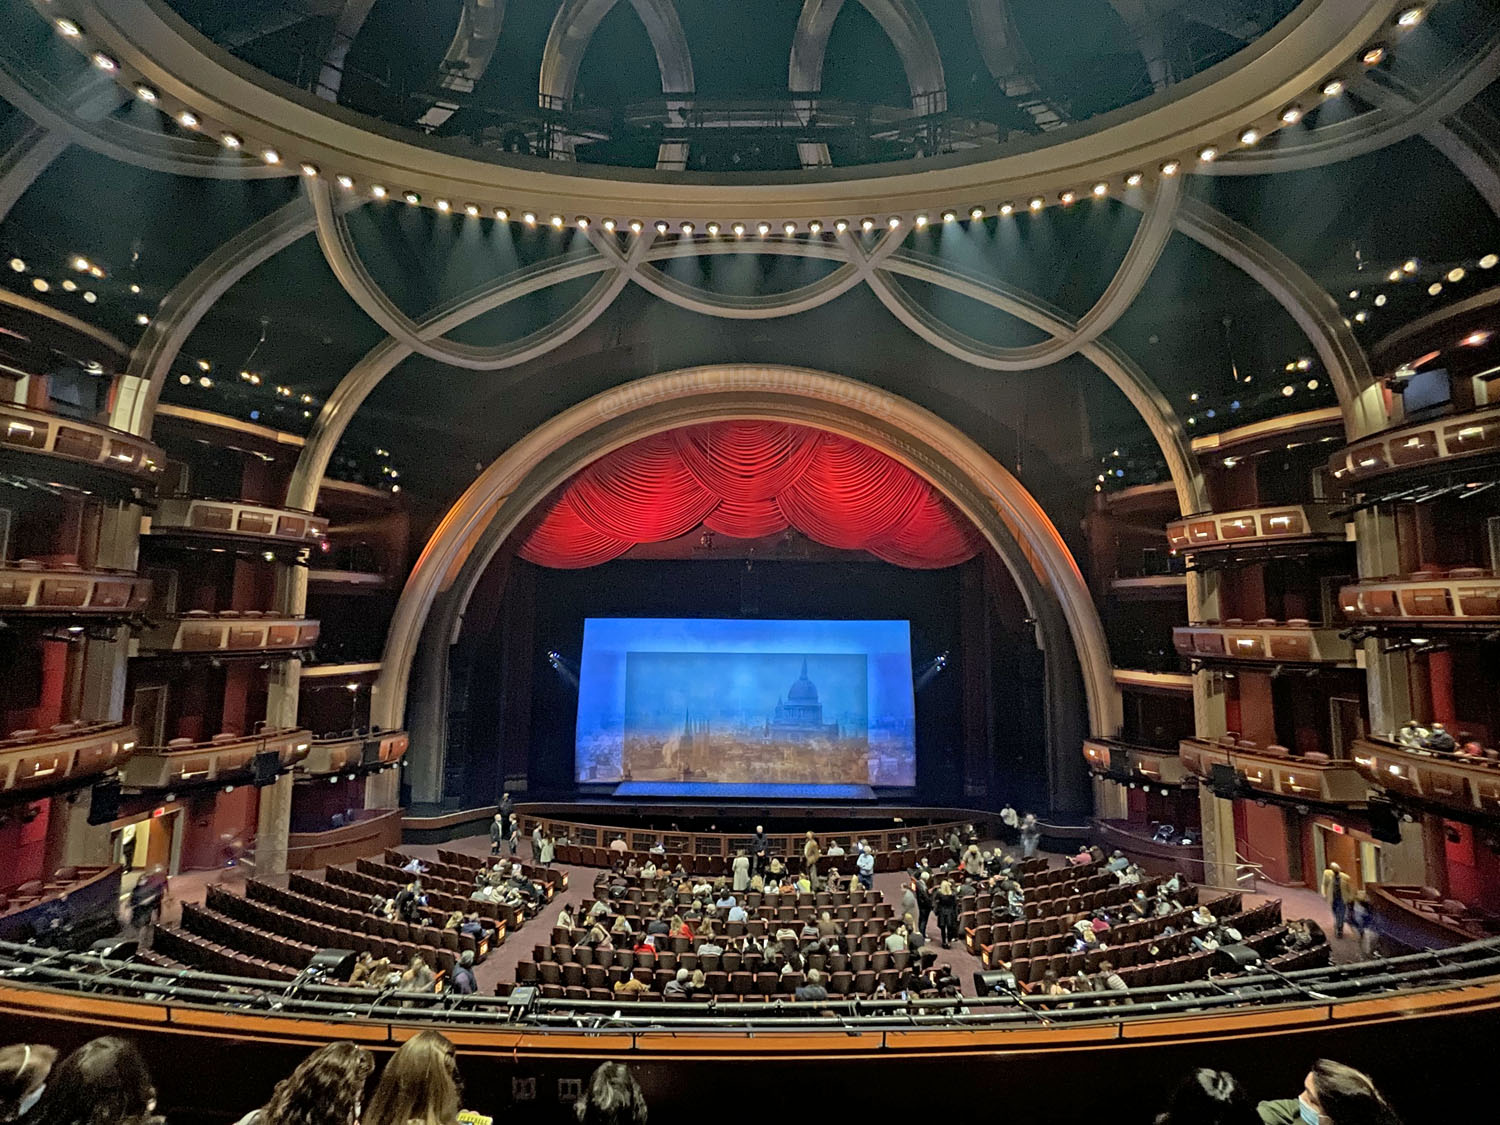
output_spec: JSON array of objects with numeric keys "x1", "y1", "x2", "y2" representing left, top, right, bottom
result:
[
  {"x1": 1166, "y1": 504, "x2": 1344, "y2": 556},
  {"x1": 1172, "y1": 622, "x2": 1355, "y2": 665},
  {"x1": 1351, "y1": 737, "x2": 1500, "y2": 816},
  {"x1": 136, "y1": 613, "x2": 320, "y2": 656},
  {"x1": 121, "y1": 728, "x2": 311, "y2": 789},
  {"x1": 0, "y1": 722, "x2": 136, "y2": 795},
  {"x1": 1180, "y1": 737, "x2": 1369, "y2": 804},
  {"x1": 1339, "y1": 572, "x2": 1500, "y2": 628},
  {"x1": 0, "y1": 564, "x2": 151, "y2": 616},
  {"x1": 1082, "y1": 737, "x2": 1190, "y2": 785},
  {"x1": 149, "y1": 498, "x2": 328, "y2": 546},
  {"x1": 0, "y1": 403, "x2": 162, "y2": 480}
]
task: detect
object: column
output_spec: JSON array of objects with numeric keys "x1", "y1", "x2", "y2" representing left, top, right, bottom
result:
[
  {"x1": 1197, "y1": 785, "x2": 1239, "y2": 889},
  {"x1": 1354, "y1": 507, "x2": 1414, "y2": 735},
  {"x1": 365, "y1": 769, "x2": 400, "y2": 809},
  {"x1": 42, "y1": 789, "x2": 112, "y2": 872},
  {"x1": 1187, "y1": 571, "x2": 1227, "y2": 737},
  {"x1": 254, "y1": 773, "x2": 293, "y2": 876},
  {"x1": 265, "y1": 563, "x2": 308, "y2": 729},
  {"x1": 1092, "y1": 775, "x2": 1128, "y2": 820}
]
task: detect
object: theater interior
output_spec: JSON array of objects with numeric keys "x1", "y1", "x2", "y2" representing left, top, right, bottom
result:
[{"x1": 2, "y1": 0, "x2": 1499, "y2": 1120}]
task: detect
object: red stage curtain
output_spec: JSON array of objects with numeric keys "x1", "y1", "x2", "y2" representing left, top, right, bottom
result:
[{"x1": 518, "y1": 421, "x2": 982, "y2": 569}]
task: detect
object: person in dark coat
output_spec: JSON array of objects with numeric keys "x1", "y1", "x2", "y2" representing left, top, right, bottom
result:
[
  {"x1": 934, "y1": 879, "x2": 959, "y2": 948},
  {"x1": 914, "y1": 873, "x2": 934, "y2": 939}
]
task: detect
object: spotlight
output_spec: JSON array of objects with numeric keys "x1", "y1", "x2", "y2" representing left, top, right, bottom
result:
[
  {"x1": 913, "y1": 214, "x2": 927, "y2": 228},
  {"x1": 732, "y1": 222, "x2": 746, "y2": 236},
  {"x1": 1374, "y1": 294, "x2": 1386, "y2": 306},
  {"x1": 136, "y1": 313, "x2": 149, "y2": 325},
  {"x1": 706, "y1": 221, "x2": 719, "y2": 235},
  {"x1": 861, "y1": 218, "x2": 875, "y2": 231},
  {"x1": 339, "y1": 174, "x2": 357, "y2": 189},
  {"x1": 55, "y1": 18, "x2": 81, "y2": 36},
  {"x1": 970, "y1": 206, "x2": 984, "y2": 219},
  {"x1": 178, "y1": 374, "x2": 190, "y2": 385},
  {"x1": 1306, "y1": 379, "x2": 1319, "y2": 390},
  {"x1": 435, "y1": 199, "x2": 451, "y2": 212},
  {"x1": 602, "y1": 218, "x2": 615, "y2": 231},
  {"x1": 221, "y1": 133, "x2": 242, "y2": 149},
  {"x1": 178, "y1": 111, "x2": 199, "y2": 128},
  {"x1": 496, "y1": 207, "x2": 509, "y2": 220},
  {"x1": 262, "y1": 149, "x2": 280, "y2": 164},
  {"x1": 888, "y1": 216, "x2": 901, "y2": 227},
  {"x1": 1354, "y1": 310, "x2": 1369, "y2": 323},
  {"x1": 92, "y1": 53, "x2": 117, "y2": 72},
  {"x1": 136, "y1": 85, "x2": 159, "y2": 104},
  {"x1": 83, "y1": 291, "x2": 96, "y2": 303},
  {"x1": 1282, "y1": 384, "x2": 1295, "y2": 396},
  {"x1": 371, "y1": 184, "x2": 387, "y2": 198},
  {"x1": 1362, "y1": 46, "x2": 1386, "y2": 66},
  {"x1": 1388, "y1": 270, "x2": 1402, "y2": 282},
  {"x1": 1059, "y1": 191, "x2": 1075, "y2": 204},
  {"x1": 1397, "y1": 7, "x2": 1424, "y2": 27},
  {"x1": 1028, "y1": 197, "x2": 1044, "y2": 211},
  {"x1": 522, "y1": 211, "x2": 536, "y2": 224},
  {"x1": 1092, "y1": 182, "x2": 1108, "y2": 197},
  {"x1": 404, "y1": 191, "x2": 421, "y2": 204},
  {"x1": 199, "y1": 376, "x2": 212, "y2": 388},
  {"x1": 784, "y1": 221, "x2": 798, "y2": 235},
  {"x1": 72, "y1": 256, "x2": 90, "y2": 272},
  {"x1": 1349, "y1": 289, "x2": 1360, "y2": 299},
  {"x1": 61, "y1": 279, "x2": 76, "y2": 292},
  {"x1": 1239, "y1": 128, "x2": 1260, "y2": 145},
  {"x1": 31, "y1": 278, "x2": 49, "y2": 292},
  {"x1": 1160, "y1": 160, "x2": 1180, "y2": 176},
  {"x1": 655, "y1": 220, "x2": 669, "y2": 234},
  {"x1": 300, "y1": 162, "x2": 319, "y2": 177},
  {"x1": 834, "y1": 219, "x2": 849, "y2": 232},
  {"x1": 1322, "y1": 79, "x2": 1344, "y2": 97},
  {"x1": 8, "y1": 258, "x2": 24, "y2": 273},
  {"x1": 1403, "y1": 258, "x2": 1418, "y2": 273},
  {"x1": 1000, "y1": 202, "x2": 1014, "y2": 215},
  {"x1": 758, "y1": 222, "x2": 771, "y2": 236},
  {"x1": 1447, "y1": 267, "x2": 1466, "y2": 282},
  {"x1": 807, "y1": 220, "x2": 821, "y2": 234},
  {"x1": 680, "y1": 221, "x2": 693, "y2": 235},
  {"x1": 466, "y1": 203, "x2": 480, "y2": 216},
  {"x1": 1125, "y1": 172, "x2": 1143, "y2": 186},
  {"x1": 941, "y1": 210, "x2": 956, "y2": 223},
  {"x1": 1198, "y1": 146, "x2": 1218, "y2": 162},
  {"x1": 549, "y1": 214, "x2": 563, "y2": 227},
  {"x1": 629, "y1": 220, "x2": 643, "y2": 233},
  {"x1": 1428, "y1": 282, "x2": 1442, "y2": 296},
  {"x1": 1480, "y1": 254, "x2": 1498, "y2": 269},
  {"x1": 1281, "y1": 106, "x2": 1302, "y2": 123}
]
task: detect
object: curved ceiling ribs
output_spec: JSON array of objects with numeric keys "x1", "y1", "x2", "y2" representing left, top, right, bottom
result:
[
  {"x1": 415, "y1": 0, "x2": 508, "y2": 131},
  {"x1": 539, "y1": 0, "x2": 695, "y2": 170},
  {"x1": 790, "y1": 0, "x2": 948, "y2": 169}
]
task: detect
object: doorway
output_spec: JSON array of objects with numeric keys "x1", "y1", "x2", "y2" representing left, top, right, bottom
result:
[
  {"x1": 110, "y1": 808, "x2": 182, "y2": 878},
  {"x1": 1313, "y1": 822, "x2": 1380, "y2": 890}
]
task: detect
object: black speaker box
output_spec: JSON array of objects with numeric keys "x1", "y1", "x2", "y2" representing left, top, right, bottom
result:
[
  {"x1": 306, "y1": 948, "x2": 357, "y2": 981},
  {"x1": 252, "y1": 750, "x2": 282, "y2": 787},
  {"x1": 1209, "y1": 762, "x2": 1241, "y2": 800},
  {"x1": 1214, "y1": 943, "x2": 1262, "y2": 972},
  {"x1": 1367, "y1": 798, "x2": 1404, "y2": 844},
  {"x1": 974, "y1": 969, "x2": 1018, "y2": 996},
  {"x1": 90, "y1": 938, "x2": 139, "y2": 959},
  {"x1": 87, "y1": 780, "x2": 122, "y2": 825}
]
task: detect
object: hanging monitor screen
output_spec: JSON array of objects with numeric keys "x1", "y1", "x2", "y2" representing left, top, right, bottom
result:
[{"x1": 574, "y1": 618, "x2": 916, "y2": 789}]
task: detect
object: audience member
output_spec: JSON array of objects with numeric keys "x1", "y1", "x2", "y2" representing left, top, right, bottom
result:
[
  {"x1": 448, "y1": 952, "x2": 477, "y2": 995},
  {"x1": 574, "y1": 1063, "x2": 646, "y2": 1125},
  {"x1": 1020, "y1": 814, "x2": 1040, "y2": 858},
  {"x1": 934, "y1": 880, "x2": 959, "y2": 948},
  {"x1": 794, "y1": 968, "x2": 829, "y2": 1002},
  {"x1": 363, "y1": 1032, "x2": 460, "y2": 1125},
  {"x1": 233, "y1": 1042, "x2": 373, "y2": 1125},
  {"x1": 401, "y1": 953, "x2": 436, "y2": 993},
  {"x1": 0, "y1": 1044, "x2": 56, "y2": 1123},
  {"x1": 1256, "y1": 1059, "x2": 1402, "y2": 1125},
  {"x1": 1154, "y1": 1069, "x2": 1259, "y2": 1125},
  {"x1": 25, "y1": 1038, "x2": 159, "y2": 1125}
]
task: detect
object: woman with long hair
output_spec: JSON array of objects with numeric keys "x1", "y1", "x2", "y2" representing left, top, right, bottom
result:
[
  {"x1": 1258, "y1": 1060, "x2": 1403, "y2": 1125},
  {"x1": 574, "y1": 1063, "x2": 646, "y2": 1125},
  {"x1": 363, "y1": 1032, "x2": 461, "y2": 1125},
  {"x1": 25, "y1": 1038, "x2": 158, "y2": 1125},
  {"x1": 236, "y1": 1043, "x2": 374, "y2": 1125},
  {"x1": 934, "y1": 880, "x2": 959, "y2": 948}
]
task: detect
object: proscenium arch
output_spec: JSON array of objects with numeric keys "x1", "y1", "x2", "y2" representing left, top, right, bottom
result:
[{"x1": 373, "y1": 365, "x2": 1120, "y2": 812}]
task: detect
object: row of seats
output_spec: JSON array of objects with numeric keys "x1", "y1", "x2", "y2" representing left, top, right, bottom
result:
[
  {"x1": 155, "y1": 920, "x2": 299, "y2": 982},
  {"x1": 0, "y1": 865, "x2": 112, "y2": 915},
  {"x1": 529, "y1": 938, "x2": 928, "y2": 978},
  {"x1": 969, "y1": 898, "x2": 1206, "y2": 963},
  {"x1": 179, "y1": 901, "x2": 313, "y2": 973},
  {"x1": 239, "y1": 882, "x2": 462, "y2": 974},
  {"x1": 513, "y1": 961, "x2": 934, "y2": 1000},
  {"x1": 548, "y1": 842, "x2": 1034, "y2": 876},
  {"x1": 0, "y1": 721, "x2": 121, "y2": 748},
  {"x1": 961, "y1": 881, "x2": 1199, "y2": 945},
  {"x1": 337, "y1": 863, "x2": 521, "y2": 929},
  {"x1": 257, "y1": 878, "x2": 486, "y2": 960},
  {"x1": 355, "y1": 858, "x2": 537, "y2": 925},
  {"x1": 428, "y1": 849, "x2": 569, "y2": 893},
  {"x1": 1195, "y1": 618, "x2": 1318, "y2": 628},
  {"x1": 290, "y1": 872, "x2": 502, "y2": 953},
  {"x1": 981, "y1": 890, "x2": 1242, "y2": 969}
]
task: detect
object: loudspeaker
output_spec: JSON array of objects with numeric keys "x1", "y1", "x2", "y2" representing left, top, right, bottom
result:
[
  {"x1": 1368, "y1": 798, "x2": 1403, "y2": 844},
  {"x1": 361, "y1": 740, "x2": 383, "y2": 768},
  {"x1": 306, "y1": 948, "x2": 357, "y2": 981},
  {"x1": 1209, "y1": 762, "x2": 1241, "y2": 800},
  {"x1": 90, "y1": 938, "x2": 139, "y2": 959},
  {"x1": 1214, "y1": 944, "x2": 1262, "y2": 972},
  {"x1": 252, "y1": 750, "x2": 282, "y2": 787},
  {"x1": 974, "y1": 969, "x2": 1018, "y2": 996},
  {"x1": 87, "y1": 780, "x2": 122, "y2": 826}
]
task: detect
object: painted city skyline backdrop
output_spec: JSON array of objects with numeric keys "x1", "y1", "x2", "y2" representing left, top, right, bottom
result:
[{"x1": 574, "y1": 618, "x2": 916, "y2": 787}]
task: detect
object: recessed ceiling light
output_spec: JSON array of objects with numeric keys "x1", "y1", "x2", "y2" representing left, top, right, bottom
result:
[
  {"x1": 1354, "y1": 310, "x2": 1369, "y2": 323},
  {"x1": 629, "y1": 220, "x2": 643, "y2": 233},
  {"x1": 1239, "y1": 129, "x2": 1260, "y2": 145},
  {"x1": 178, "y1": 111, "x2": 199, "y2": 128},
  {"x1": 1362, "y1": 46, "x2": 1385, "y2": 66},
  {"x1": 1198, "y1": 146, "x2": 1218, "y2": 162},
  {"x1": 300, "y1": 162, "x2": 319, "y2": 177},
  {"x1": 1000, "y1": 202, "x2": 1014, "y2": 215},
  {"x1": 1397, "y1": 7, "x2": 1424, "y2": 27},
  {"x1": 337, "y1": 174, "x2": 355, "y2": 189},
  {"x1": 1448, "y1": 267, "x2": 1466, "y2": 282},
  {"x1": 1403, "y1": 258, "x2": 1418, "y2": 273},
  {"x1": 576, "y1": 215, "x2": 590, "y2": 228},
  {"x1": 83, "y1": 291, "x2": 96, "y2": 303},
  {"x1": 436, "y1": 199, "x2": 451, "y2": 212},
  {"x1": 55, "y1": 18, "x2": 81, "y2": 36},
  {"x1": 261, "y1": 149, "x2": 280, "y2": 164},
  {"x1": 680, "y1": 221, "x2": 694, "y2": 235},
  {"x1": 1092, "y1": 183, "x2": 1108, "y2": 197},
  {"x1": 1480, "y1": 253, "x2": 1498, "y2": 269},
  {"x1": 496, "y1": 207, "x2": 509, "y2": 220},
  {"x1": 179, "y1": 374, "x2": 191, "y2": 385},
  {"x1": 1322, "y1": 79, "x2": 1344, "y2": 97},
  {"x1": 1281, "y1": 106, "x2": 1302, "y2": 124},
  {"x1": 1029, "y1": 197, "x2": 1044, "y2": 211},
  {"x1": 61, "y1": 279, "x2": 77, "y2": 292},
  {"x1": 220, "y1": 133, "x2": 241, "y2": 149},
  {"x1": 199, "y1": 376, "x2": 213, "y2": 388},
  {"x1": 7, "y1": 258, "x2": 24, "y2": 272},
  {"x1": 129, "y1": 283, "x2": 140, "y2": 294},
  {"x1": 861, "y1": 218, "x2": 875, "y2": 231},
  {"x1": 1374, "y1": 294, "x2": 1387, "y2": 307},
  {"x1": 732, "y1": 222, "x2": 746, "y2": 236},
  {"x1": 914, "y1": 214, "x2": 928, "y2": 227},
  {"x1": 404, "y1": 191, "x2": 421, "y2": 204},
  {"x1": 1348, "y1": 289, "x2": 1360, "y2": 299},
  {"x1": 136, "y1": 313, "x2": 150, "y2": 325},
  {"x1": 92, "y1": 53, "x2": 117, "y2": 72},
  {"x1": 465, "y1": 203, "x2": 480, "y2": 216},
  {"x1": 1059, "y1": 191, "x2": 1075, "y2": 204},
  {"x1": 888, "y1": 216, "x2": 901, "y2": 228},
  {"x1": 549, "y1": 214, "x2": 562, "y2": 227},
  {"x1": 198, "y1": 359, "x2": 211, "y2": 371},
  {"x1": 758, "y1": 222, "x2": 771, "y2": 236},
  {"x1": 1282, "y1": 385, "x2": 1295, "y2": 396},
  {"x1": 32, "y1": 278, "x2": 49, "y2": 292},
  {"x1": 1428, "y1": 282, "x2": 1442, "y2": 295},
  {"x1": 1388, "y1": 269, "x2": 1403, "y2": 282},
  {"x1": 784, "y1": 221, "x2": 797, "y2": 235},
  {"x1": 807, "y1": 220, "x2": 821, "y2": 234},
  {"x1": 1160, "y1": 160, "x2": 1180, "y2": 176},
  {"x1": 834, "y1": 219, "x2": 849, "y2": 232},
  {"x1": 706, "y1": 222, "x2": 720, "y2": 235},
  {"x1": 601, "y1": 217, "x2": 614, "y2": 230},
  {"x1": 136, "y1": 85, "x2": 159, "y2": 104},
  {"x1": 371, "y1": 185, "x2": 387, "y2": 198},
  {"x1": 1125, "y1": 173, "x2": 1143, "y2": 187},
  {"x1": 655, "y1": 220, "x2": 670, "y2": 234},
  {"x1": 941, "y1": 211, "x2": 956, "y2": 223},
  {"x1": 970, "y1": 206, "x2": 984, "y2": 219},
  {"x1": 522, "y1": 211, "x2": 536, "y2": 225}
]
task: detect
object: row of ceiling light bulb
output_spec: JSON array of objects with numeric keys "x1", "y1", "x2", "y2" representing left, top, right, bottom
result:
[{"x1": 50, "y1": 6, "x2": 1427, "y2": 231}]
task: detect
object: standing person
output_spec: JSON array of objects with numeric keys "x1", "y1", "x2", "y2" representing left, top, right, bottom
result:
[
  {"x1": 856, "y1": 842, "x2": 876, "y2": 891},
  {"x1": 506, "y1": 814, "x2": 520, "y2": 858},
  {"x1": 1320, "y1": 861, "x2": 1353, "y2": 939},
  {"x1": 1255, "y1": 1059, "x2": 1402, "y2": 1125},
  {"x1": 531, "y1": 823, "x2": 544, "y2": 863},
  {"x1": 914, "y1": 872, "x2": 933, "y2": 939},
  {"x1": 128, "y1": 867, "x2": 166, "y2": 936},
  {"x1": 1350, "y1": 892, "x2": 1376, "y2": 959},
  {"x1": 362, "y1": 1031, "x2": 462, "y2": 1125},
  {"x1": 900, "y1": 879, "x2": 918, "y2": 933},
  {"x1": 498, "y1": 791, "x2": 514, "y2": 824},
  {"x1": 231, "y1": 1041, "x2": 374, "y2": 1125},
  {"x1": 540, "y1": 833, "x2": 556, "y2": 866},
  {"x1": 1000, "y1": 804, "x2": 1019, "y2": 843},
  {"x1": 24, "y1": 1038, "x2": 160, "y2": 1125},
  {"x1": 802, "y1": 831, "x2": 821, "y2": 891},
  {"x1": 731, "y1": 849, "x2": 750, "y2": 893},
  {"x1": 934, "y1": 879, "x2": 959, "y2": 948},
  {"x1": 1020, "y1": 813, "x2": 1040, "y2": 859},
  {"x1": 750, "y1": 826, "x2": 769, "y2": 876},
  {"x1": 488, "y1": 812, "x2": 505, "y2": 856}
]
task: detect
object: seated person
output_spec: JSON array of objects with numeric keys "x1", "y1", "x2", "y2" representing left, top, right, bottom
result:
[
  {"x1": 794, "y1": 968, "x2": 829, "y2": 1002},
  {"x1": 401, "y1": 857, "x2": 428, "y2": 875},
  {"x1": 884, "y1": 925, "x2": 909, "y2": 953},
  {"x1": 1192, "y1": 930, "x2": 1221, "y2": 953},
  {"x1": 614, "y1": 975, "x2": 648, "y2": 995},
  {"x1": 1395, "y1": 719, "x2": 1430, "y2": 748},
  {"x1": 610, "y1": 913, "x2": 634, "y2": 937},
  {"x1": 825, "y1": 840, "x2": 845, "y2": 858},
  {"x1": 663, "y1": 968, "x2": 691, "y2": 999},
  {"x1": 1126, "y1": 890, "x2": 1151, "y2": 918},
  {"x1": 1191, "y1": 904, "x2": 1216, "y2": 928},
  {"x1": 640, "y1": 860, "x2": 657, "y2": 880},
  {"x1": 1069, "y1": 846, "x2": 1094, "y2": 867},
  {"x1": 624, "y1": 859, "x2": 640, "y2": 879},
  {"x1": 727, "y1": 901, "x2": 748, "y2": 924},
  {"x1": 1105, "y1": 849, "x2": 1129, "y2": 873},
  {"x1": 1116, "y1": 864, "x2": 1143, "y2": 886},
  {"x1": 646, "y1": 912, "x2": 671, "y2": 937},
  {"x1": 650, "y1": 840, "x2": 667, "y2": 856},
  {"x1": 1423, "y1": 722, "x2": 1458, "y2": 753}
]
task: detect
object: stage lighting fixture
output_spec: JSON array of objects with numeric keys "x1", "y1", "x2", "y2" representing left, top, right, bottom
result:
[
  {"x1": 655, "y1": 220, "x2": 670, "y2": 234},
  {"x1": 221, "y1": 132, "x2": 242, "y2": 149},
  {"x1": 136, "y1": 85, "x2": 159, "y2": 104},
  {"x1": 178, "y1": 111, "x2": 199, "y2": 128},
  {"x1": 1397, "y1": 7, "x2": 1424, "y2": 26},
  {"x1": 681, "y1": 221, "x2": 694, "y2": 235},
  {"x1": 466, "y1": 204, "x2": 480, "y2": 216},
  {"x1": 55, "y1": 18, "x2": 81, "y2": 36},
  {"x1": 92, "y1": 53, "x2": 117, "y2": 72}
]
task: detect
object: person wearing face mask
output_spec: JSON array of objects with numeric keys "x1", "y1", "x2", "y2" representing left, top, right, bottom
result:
[
  {"x1": 0, "y1": 1044, "x2": 56, "y2": 1123},
  {"x1": 24, "y1": 1038, "x2": 161, "y2": 1125},
  {"x1": 1256, "y1": 1059, "x2": 1403, "y2": 1125}
]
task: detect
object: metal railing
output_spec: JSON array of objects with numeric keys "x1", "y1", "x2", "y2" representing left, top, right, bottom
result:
[{"x1": 3, "y1": 937, "x2": 1499, "y2": 1033}]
